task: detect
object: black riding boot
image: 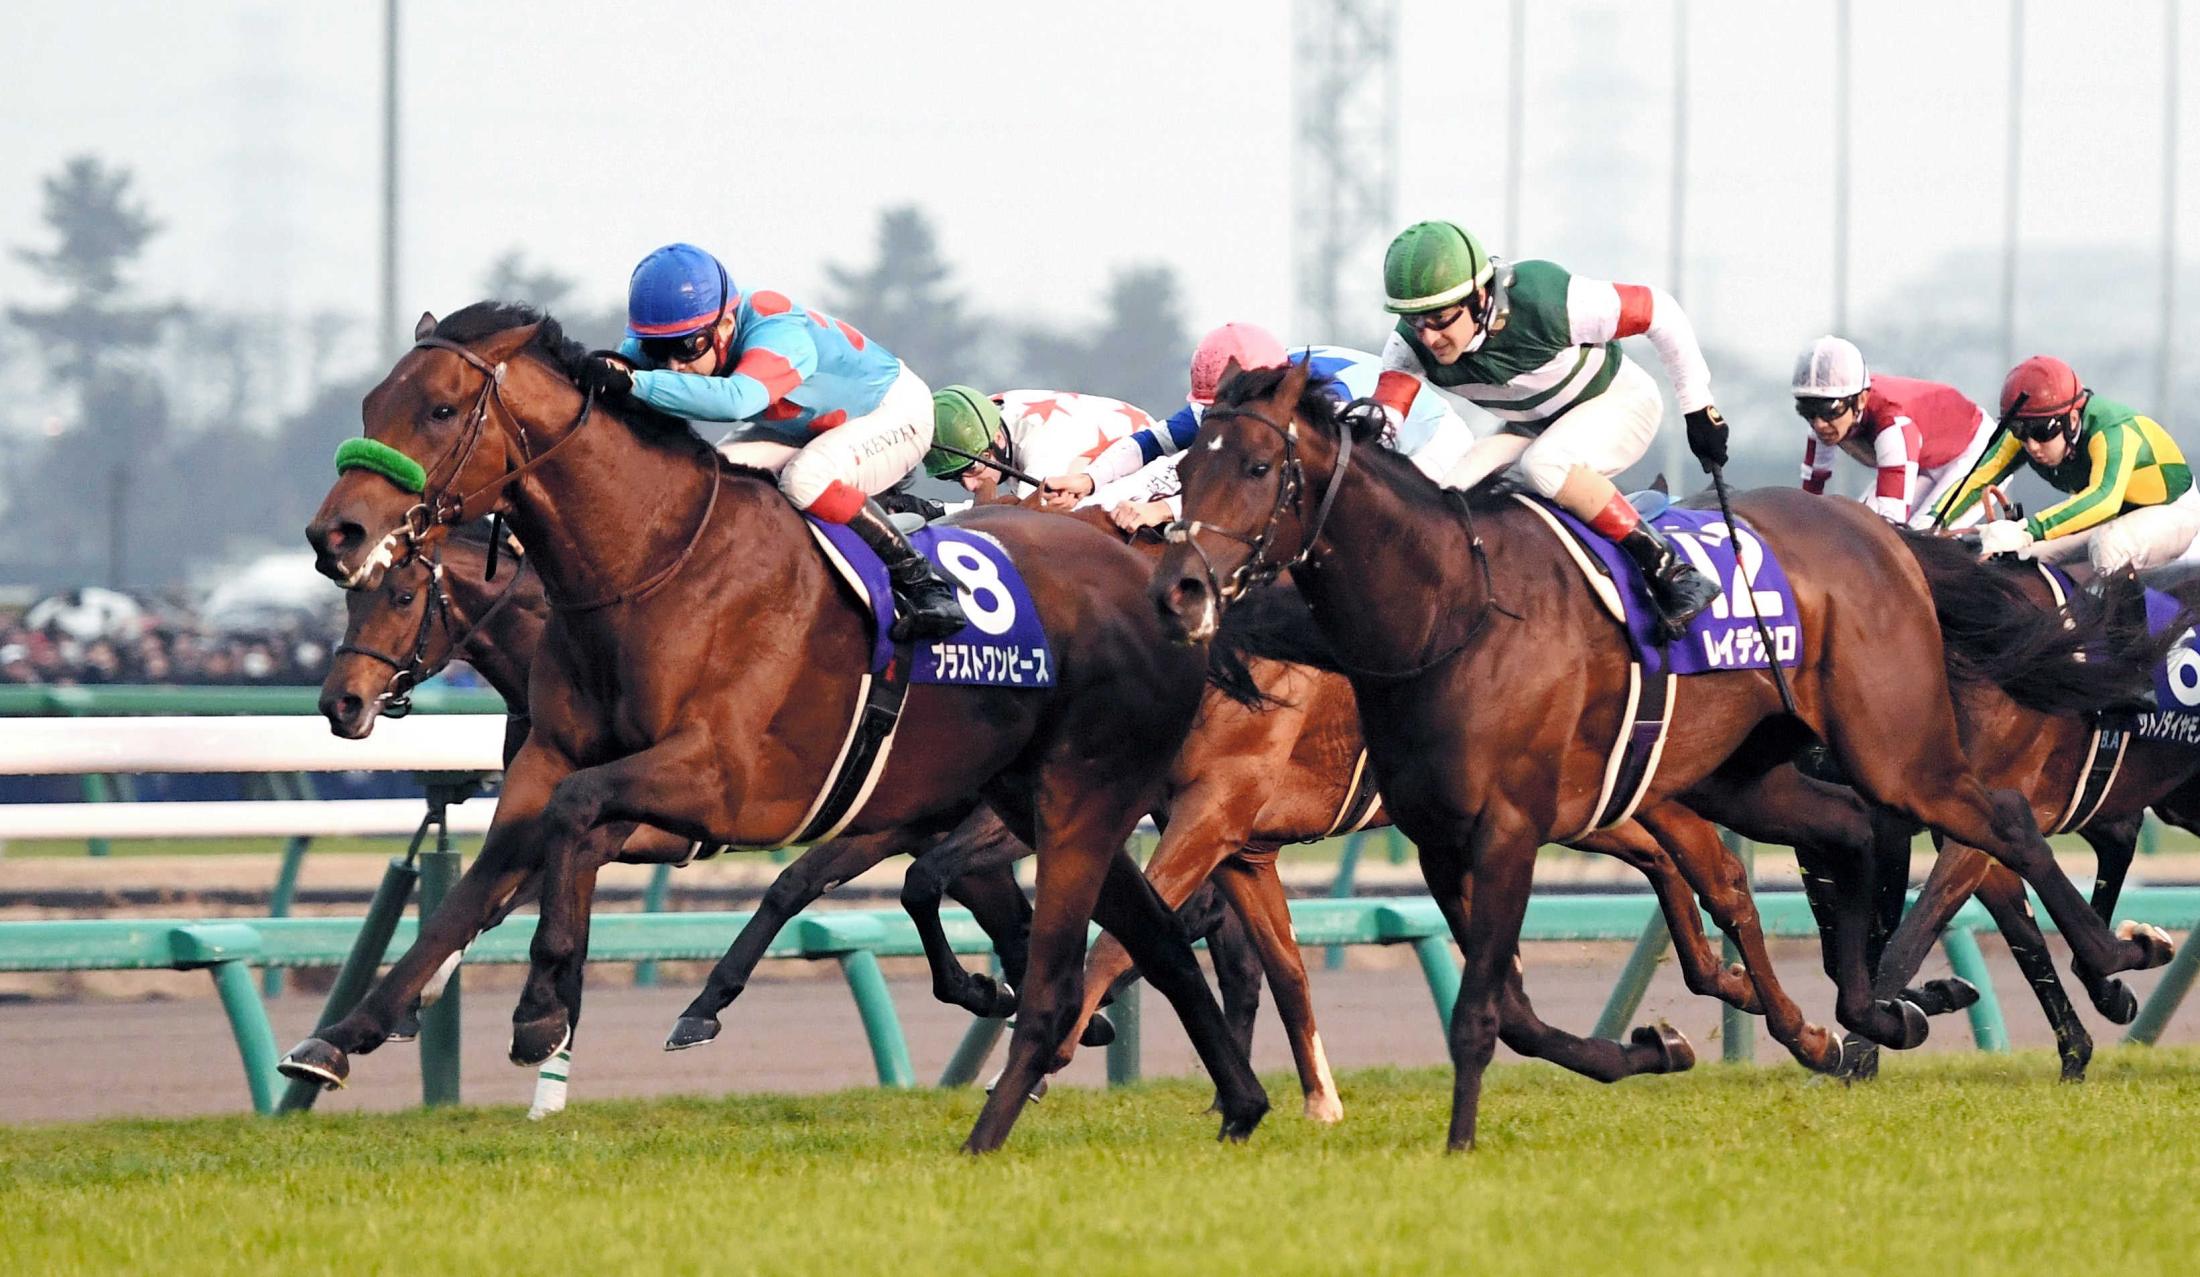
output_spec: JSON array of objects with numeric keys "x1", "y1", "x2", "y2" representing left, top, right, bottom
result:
[
  {"x1": 1615, "y1": 520, "x2": 1720, "y2": 639},
  {"x1": 846, "y1": 498, "x2": 969, "y2": 642}
]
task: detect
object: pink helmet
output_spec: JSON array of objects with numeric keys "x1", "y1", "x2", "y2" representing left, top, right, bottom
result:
[{"x1": 1187, "y1": 322, "x2": 1288, "y2": 406}]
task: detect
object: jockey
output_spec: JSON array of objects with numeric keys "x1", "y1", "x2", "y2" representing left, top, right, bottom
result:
[
  {"x1": 1366, "y1": 220, "x2": 1723, "y2": 636},
  {"x1": 1035, "y1": 322, "x2": 1475, "y2": 530},
  {"x1": 579, "y1": 243, "x2": 966, "y2": 641},
  {"x1": 924, "y1": 386, "x2": 1153, "y2": 502},
  {"x1": 1937, "y1": 355, "x2": 2199, "y2": 573},
  {"x1": 1791, "y1": 336, "x2": 1997, "y2": 529}
]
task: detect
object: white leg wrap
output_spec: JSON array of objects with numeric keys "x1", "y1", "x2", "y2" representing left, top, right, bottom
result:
[
  {"x1": 527, "y1": 1047, "x2": 572, "y2": 1121},
  {"x1": 418, "y1": 948, "x2": 464, "y2": 1007}
]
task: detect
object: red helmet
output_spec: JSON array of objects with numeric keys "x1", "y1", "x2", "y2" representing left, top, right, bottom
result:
[
  {"x1": 1999, "y1": 355, "x2": 2087, "y2": 435},
  {"x1": 1187, "y1": 322, "x2": 1288, "y2": 406}
]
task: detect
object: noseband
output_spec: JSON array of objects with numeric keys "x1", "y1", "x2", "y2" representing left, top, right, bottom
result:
[{"x1": 1164, "y1": 403, "x2": 1354, "y2": 605}]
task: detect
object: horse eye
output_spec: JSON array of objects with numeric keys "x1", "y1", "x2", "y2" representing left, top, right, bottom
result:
[
  {"x1": 1246, "y1": 460, "x2": 1272, "y2": 479},
  {"x1": 430, "y1": 405, "x2": 457, "y2": 421},
  {"x1": 396, "y1": 591, "x2": 416, "y2": 606}
]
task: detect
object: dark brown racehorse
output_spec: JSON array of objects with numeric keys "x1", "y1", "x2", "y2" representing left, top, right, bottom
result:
[
  {"x1": 1154, "y1": 362, "x2": 2172, "y2": 1148},
  {"x1": 317, "y1": 524, "x2": 1146, "y2": 1062},
  {"x1": 293, "y1": 303, "x2": 1266, "y2": 1152}
]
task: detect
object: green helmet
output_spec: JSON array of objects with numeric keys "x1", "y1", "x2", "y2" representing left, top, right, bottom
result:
[
  {"x1": 1382, "y1": 220, "x2": 1494, "y2": 314},
  {"x1": 925, "y1": 386, "x2": 1004, "y2": 479}
]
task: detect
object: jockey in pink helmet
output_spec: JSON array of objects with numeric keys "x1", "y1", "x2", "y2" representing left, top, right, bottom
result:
[{"x1": 580, "y1": 243, "x2": 964, "y2": 641}]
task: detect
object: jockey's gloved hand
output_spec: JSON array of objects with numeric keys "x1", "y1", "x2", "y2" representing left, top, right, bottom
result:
[
  {"x1": 1340, "y1": 397, "x2": 1402, "y2": 447},
  {"x1": 580, "y1": 352, "x2": 633, "y2": 400},
  {"x1": 876, "y1": 489, "x2": 947, "y2": 521},
  {"x1": 1977, "y1": 520, "x2": 2036, "y2": 559},
  {"x1": 1684, "y1": 405, "x2": 1729, "y2": 471}
]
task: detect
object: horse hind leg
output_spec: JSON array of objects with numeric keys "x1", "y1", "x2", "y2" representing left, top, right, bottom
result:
[
  {"x1": 1496, "y1": 954, "x2": 1693, "y2": 1081},
  {"x1": 1573, "y1": 821, "x2": 1757, "y2": 1012},
  {"x1": 1974, "y1": 864, "x2": 2094, "y2": 1081},
  {"x1": 2075, "y1": 818, "x2": 2143, "y2": 1023},
  {"x1": 1211, "y1": 847, "x2": 1343, "y2": 1122}
]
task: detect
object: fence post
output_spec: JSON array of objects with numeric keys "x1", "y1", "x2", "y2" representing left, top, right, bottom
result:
[
  {"x1": 209, "y1": 958, "x2": 282, "y2": 1115},
  {"x1": 277, "y1": 855, "x2": 420, "y2": 1113},
  {"x1": 417, "y1": 819, "x2": 463, "y2": 1108},
  {"x1": 1721, "y1": 833, "x2": 1755, "y2": 1064},
  {"x1": 2127, "y1": 924, "x2": 2200, "y2": 1045},
  {"x1": 1593, "y1": 912, "x2": 1673, "y2": 1040},
  {"x1": 1938, "y1": 926, "x2": 2010, "y2": 1051},
  {"x1": 937, "y1": 955, "x2": 1007, "y2": 1087},
  {"x1": 263, "y1": 835, "x2": 311, "y2": 998},
  {"x1": 634, "y1": 862, "x2": 674, "y2": 988},
  {"x1": 1411, "y1": 933, "x2": 1461, "y2": 1028},
  {"x1": 1325, "y1": 833, "x2": 1367, "y2": 971},
  {"x1": 837, "y1": 949, "x2": 915, "y2": 1087},
  {"x1": 1105, "y1": 981, "x2": 1142, "y2": 1086},
  {"x1": 79, "y1": 772, "x2": 115, "y2": 857}
]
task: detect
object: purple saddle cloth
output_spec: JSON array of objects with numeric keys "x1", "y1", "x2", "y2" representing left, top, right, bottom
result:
[{"x1": 807, "y1": 517, "x2": 1056, "y2": 688}]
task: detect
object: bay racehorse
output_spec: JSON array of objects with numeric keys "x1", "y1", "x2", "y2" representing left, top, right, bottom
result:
[
  {"x1": 1154, "y1": 361, "x2": 2172, "y2": 1148},
  {"x1": 293, "y1": 303, "x2": 1265, "y2": 1152}
]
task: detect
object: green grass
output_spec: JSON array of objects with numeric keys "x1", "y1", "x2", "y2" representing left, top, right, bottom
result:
[{"x1": 6, "y1": 1052, "x2": 2199, "y2": 1276}]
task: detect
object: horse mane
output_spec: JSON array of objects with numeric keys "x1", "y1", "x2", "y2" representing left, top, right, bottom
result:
[
  {"x1": 1213, "y1": 363, "x2": 1505, "y2": 517},
  {"x1": 431, "y1": 301, "x2": 694, "y2": 440}
]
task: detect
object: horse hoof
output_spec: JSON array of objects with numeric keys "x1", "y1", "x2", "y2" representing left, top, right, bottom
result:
[
  {"x1": 1629, "y1": 1021, "x2": 1695, "y2": 1073},
  {"x1": 981, "y1": 977, "x2": 1020, "y2": 1019},
  {"x1": 1303, "y1": 1090, "x2": 1345, "y2": 1124},
  {"x1": 1922, "y1": 977, "x2": 1979, "y2": 1014},
  {"x1": 1879, "y1": 998, "x2": 1930, "y2": 1051},
  {"x1": 509, "y1": 1016, "x2": 571, "y2": 1068},
  {"x1": 1079, "y1": 1011, "x2": 1117, "y2": 1048},
  {"x1": 1216, "y1": 1095, "x2": 1269, "y2": 1143},
  {"x1": 2092, "y1": 979, "x2": 2140, "y2": 1025},
  {"x1": 277, "y1": 1038, "x2": 350, "y2": 1090},
  {"x1": 386, "y1": 1005, "x2": 422, "y2": 1044},
  {"x1": 1836, "y1": 1035, "x2": 1881, "y2": 1082},
  {"x1": 2118, "y1": 920, "x2": 2176, "y2": 969},
  {"x1": 2059, "y1": 1040, "x2": 2094, "y2": 1084},
  {"x1": 663, "y1": 1016, "x2": 721, "y2": 1052}
]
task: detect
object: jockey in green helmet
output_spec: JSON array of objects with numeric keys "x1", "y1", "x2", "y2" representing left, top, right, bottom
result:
[{"x1": 1368, "y1": 219, "x2": 1726, "y2": 637}]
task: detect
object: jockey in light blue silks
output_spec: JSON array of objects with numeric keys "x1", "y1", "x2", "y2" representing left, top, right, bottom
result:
[{"x1": 579, "y1": 243, "x2": 966, "y2": 641}]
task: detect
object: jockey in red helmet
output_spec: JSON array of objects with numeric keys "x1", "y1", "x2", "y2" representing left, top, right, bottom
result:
[
  {"x1": 1935, "y1": 355, "x2": 2198, "y2": 572},
  {"x1": 581, "y1": 243, "x2": 965, "y2": 641}
]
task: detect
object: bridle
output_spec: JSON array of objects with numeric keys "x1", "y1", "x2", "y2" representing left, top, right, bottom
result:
[
  {"x1": 332, "y1": 540, "x2": 532, "y2": 718},
  {"x1": 1162, "y1": 402, "x2": 1354, "y2": 605}
]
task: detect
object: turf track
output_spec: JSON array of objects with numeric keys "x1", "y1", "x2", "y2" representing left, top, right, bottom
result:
[{"x1": 6, "y1": 1051, "x2": 2197, "y2": 1275}]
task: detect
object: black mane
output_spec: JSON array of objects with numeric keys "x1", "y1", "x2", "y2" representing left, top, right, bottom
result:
[
  {"x1": 1212, "y1": 363, "x2": 1495, "y2": 515},
  {"x1": 430, "y1": 301, "x2": 693, "y2": 437}
]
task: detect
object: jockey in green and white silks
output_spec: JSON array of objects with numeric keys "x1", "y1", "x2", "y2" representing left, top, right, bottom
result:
[
  {"x1": 925, "y1": 387, "x2": 1153, "y2": 501},
  {"x1": 1367, "y1": 220, "x2": 1727, "y2": 635}
]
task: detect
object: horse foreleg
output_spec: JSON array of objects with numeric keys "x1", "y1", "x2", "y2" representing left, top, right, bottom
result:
[
  {"x1": 2075, "y1": 817, "x2": 2143, "y2": 1023},
  {"x1": 1426, "y1": 810, "x2": 1539, "y2": 1151},
  {"x1": 512, "y1": 821, "x2": 625, "y2": 1066},
  {"x1": 1494, "y1": 954, "x2": 1694, "y2": 1080},
  {"x1": 1572, "y1": 821, "x2": 1758, "y2": 1013},
  {"x1": 666, "y1": 830, "x2": 911, "y2": 1051}
]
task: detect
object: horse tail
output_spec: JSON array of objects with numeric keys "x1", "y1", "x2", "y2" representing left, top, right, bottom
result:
[
  {"x1": 1206, "y1": 582, "x2": 1342, "y2": 709},
  {"x1": 1895, "y1": 530, "x2": 2156, "y2": 716}
]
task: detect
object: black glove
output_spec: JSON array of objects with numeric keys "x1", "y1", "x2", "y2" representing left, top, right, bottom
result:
[
  {"x1": 580, "y1": 352, "x2": 633, "y2": 400},
  {"x1": 1684, "y1": 405, "x2": 1730, "y2": 471},
  {"x1": 875, "y1": 489, "x2": 947, "y2": 521}
]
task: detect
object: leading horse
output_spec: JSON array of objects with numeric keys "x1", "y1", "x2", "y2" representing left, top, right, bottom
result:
[
  {"x1": 1154, "y1": 362, "x2": 2172, "y2": 1148},
  {"x1": 293, "y1": 303, "x2": 1264, "y2": 1152}
]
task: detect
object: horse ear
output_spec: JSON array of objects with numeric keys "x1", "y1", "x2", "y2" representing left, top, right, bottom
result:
[
  {"x1": 1651, "y1": 472, "x2": 1670, "y2": 494},
  {"x1": 1278, "y1": 357, "x2": 1312, "y2": 402},
  {"x1": 413, "y1": 312, "x2": 437, "y2": 341},
  {"x1": 1217, "y1": 357, "x2": 1244, "y2": 401}
]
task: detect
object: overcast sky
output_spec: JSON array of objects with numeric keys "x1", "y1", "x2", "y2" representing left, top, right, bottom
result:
[{"x1": 2, "y1": 0, "x2": 2192, "y2": 389}]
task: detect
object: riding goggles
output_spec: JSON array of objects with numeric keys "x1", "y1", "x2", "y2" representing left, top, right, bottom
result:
[
  {"x1": 639, "y1": 327, "x2": 717, "y2": 366},
  {"x1": 1793, "y1": 396, "x2": 1853, "y2": 422},
  {"x1": 2009, "y1": 413, "x2": 2076, "y2": 444}
]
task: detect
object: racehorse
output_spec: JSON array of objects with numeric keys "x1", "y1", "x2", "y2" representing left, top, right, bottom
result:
[
  {"x1": 1153, "y1": 361, "x2": 2173, "y2": 1148},
  {"x1": 293, "y1": 303, "x2": 1266, "y2": 1152},
  {"x1": 316, "y1": 523, "x2": 1155, "y2": 1078}
]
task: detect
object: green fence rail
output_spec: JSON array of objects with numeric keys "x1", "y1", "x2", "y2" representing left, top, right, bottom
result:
[
  {"x1": 9, "y1": 885, "x2": 2200, "y2": 1118},
  {"x1": 0, "y1": 684, "x2": 508, "y2": 717}
]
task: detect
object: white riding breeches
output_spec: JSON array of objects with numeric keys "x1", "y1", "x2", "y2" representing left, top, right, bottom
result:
[
  {"x1": 718, "y1": 363, "x2": 934, "y2": 521},
  {"x1": 2031, "y1": 489, "x2": 2200, "y2": 574},
  {"x1": 1440, "y1": 356, "x2": 1663, "y2": 497}
]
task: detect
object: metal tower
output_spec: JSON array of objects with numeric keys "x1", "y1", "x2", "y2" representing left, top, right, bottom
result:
[{"x1": 1292, "y1": 0, "x2": 1400, "y2": 345}]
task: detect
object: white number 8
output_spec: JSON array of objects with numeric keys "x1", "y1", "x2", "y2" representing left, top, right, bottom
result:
[{"x1": 936, "y1": 542, "x2": 1016, "y2": 635}]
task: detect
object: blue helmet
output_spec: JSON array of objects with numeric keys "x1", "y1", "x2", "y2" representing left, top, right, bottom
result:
[{"x1": 627, "y1": 243, "x2": 734, "y2": 340}]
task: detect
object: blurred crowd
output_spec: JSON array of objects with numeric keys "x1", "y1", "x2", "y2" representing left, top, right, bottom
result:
[{"x1": 0, "y1": 585, "x2": 335, "y2": 686}]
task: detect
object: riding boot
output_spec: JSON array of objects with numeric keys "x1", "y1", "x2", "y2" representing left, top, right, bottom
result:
[
  {"x1": 1615, "y1": 520, "x2": 1720, "y2": 639},
  {"x1": 845, "y1": 498, "x2": 969, "y2": 642}
]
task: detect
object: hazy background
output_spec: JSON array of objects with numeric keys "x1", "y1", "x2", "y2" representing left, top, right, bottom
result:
[{"x1": 0, "y1": 0, "x2": 2192, "y2": 588}]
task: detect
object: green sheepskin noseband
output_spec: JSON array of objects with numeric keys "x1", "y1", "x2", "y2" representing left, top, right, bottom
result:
[{"x1": 335, "y1": 438, "x2": 428, "y2": 493}]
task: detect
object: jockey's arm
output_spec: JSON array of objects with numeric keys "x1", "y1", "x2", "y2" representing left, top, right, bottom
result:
[
  {"x1": 1929, "y1": 432, "x2": 2024, "y2": 528},
  {"x1": 1402, "y1": 402, "x2": 1477, "y2": 484},
  {"x1": 1079, "y1": 405, "x2": 1200, "y2": 490},
  {"x1": 1563, "y1": 277, "x2": 1713, "y2": 412},
  {"x1": 2026, "y1": 427, "x2": 2138, "y2": 540},
  {"x1": 621, "y1": 318, "x2": 820, "y2": 424},
  {"x1": 1863, "y1": 417, "x2": 1924, "y2": 523},
  {"x1": 1800, "y1": 438, "x2": 1835, "y2": 494}
]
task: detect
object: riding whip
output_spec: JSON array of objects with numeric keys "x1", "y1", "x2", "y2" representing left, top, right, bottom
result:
[
  {"x1": 928, "y1": 442, "x2": 1050, "y2": 492},
  {"x1": 1707, "y1": 462, "x2": 1801, "y2": 720}
]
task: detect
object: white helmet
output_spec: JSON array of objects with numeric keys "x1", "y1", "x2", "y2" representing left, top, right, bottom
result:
[{"x1": 1792, "y1": 336, "x2": 1869, "y2": 399}]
